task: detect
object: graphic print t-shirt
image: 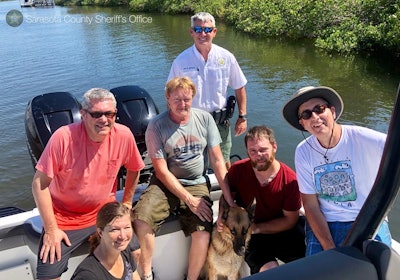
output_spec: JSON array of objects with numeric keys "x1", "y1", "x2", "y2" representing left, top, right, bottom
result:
[
  {"x1": 145, "y1": 108, "x2": 221, "y2": 185},
  {"x1": 295, "y1": 125, "x2": 386, "y2": 222}
]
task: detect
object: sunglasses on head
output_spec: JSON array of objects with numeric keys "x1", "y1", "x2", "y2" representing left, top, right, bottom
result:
[
  {"x1": 298, "y1": 104, "x2": 329, "y2": 120},
  {"x1": 192, "y1": 26, "x2": 214, "y2": 34},
  {"x1": 85, "y1": 110, "x2": 117, "y2": 119}
]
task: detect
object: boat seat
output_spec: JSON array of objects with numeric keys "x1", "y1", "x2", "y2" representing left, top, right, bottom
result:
[
  {"x1": 363, "y1": 240, "x2": 400, "y2": 280},
  {"x1": 26, "y1": 174, "x2": 221, "y2": 237},
  {"x1": 243, "y1": 246, "x2": 379, "y2": 280},
  {"x1": 26, "y1": 215, "x2": 44, "y2": 236},
  {"x1": 25, "y1": 208, "x2": 191, "y2": 237}
]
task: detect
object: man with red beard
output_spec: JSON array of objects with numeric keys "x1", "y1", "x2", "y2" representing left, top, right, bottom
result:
[{"x1": 226, "y1": 125, "x2": 305, "y2": 274}]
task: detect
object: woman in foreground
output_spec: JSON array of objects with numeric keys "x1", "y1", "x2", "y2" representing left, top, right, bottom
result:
[{"x1": 71, "y1": 201, "x2": 140, "y2": 280}]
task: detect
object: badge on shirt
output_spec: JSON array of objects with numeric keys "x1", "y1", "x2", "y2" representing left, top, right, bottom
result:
[{"x1": 217, "y1": 57, "x2": 226, "y2": 66}]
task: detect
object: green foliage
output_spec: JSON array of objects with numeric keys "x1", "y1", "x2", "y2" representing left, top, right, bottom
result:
[
  {"x1": 129, "y1": 0, "x2": 163, "y2": 12},
  {"x1": 57, "y1": 0, "x2": 128, "y2": 6},
  {"x1": 129, "y1": 0, "x2": 225, "y2": 15},
  {"x1": 57, "y1": 0, "x2": 400, "y2": 55},
  {"x1": 193, "y1": 0, "x2": 226, "y2": 17},
  {"x1": 222, "y1": 0, "x2": 400, "y2": 54}
]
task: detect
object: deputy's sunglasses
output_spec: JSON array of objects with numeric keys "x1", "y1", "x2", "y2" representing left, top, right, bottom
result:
[
  {"x1": 192, "y1": 26, "x2": 214, "y2": 33},
  {"x1": 85, "y1": 110, "x2": 117, "y2": 119},
  {"x1": 298, "y1": 104, "x2": 329, "y2": 120}
]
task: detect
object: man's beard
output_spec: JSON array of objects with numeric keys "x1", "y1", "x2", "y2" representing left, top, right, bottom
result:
[{"x1": 251, "y1": 153, "x2": 275, "y2": 171}]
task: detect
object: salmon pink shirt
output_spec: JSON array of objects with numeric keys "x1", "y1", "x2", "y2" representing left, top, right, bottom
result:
[{"x1": 36, "y1": 122, "x2": 144, "y2": 230}]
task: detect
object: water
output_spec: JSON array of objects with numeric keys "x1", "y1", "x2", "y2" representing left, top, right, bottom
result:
[{"x1": 1, "y1": 1, "x2": 399, "y2": 238}]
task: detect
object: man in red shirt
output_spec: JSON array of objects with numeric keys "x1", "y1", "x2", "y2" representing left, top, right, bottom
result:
[
  {"x1": 226, "y1": 125, "x2": 305, "y2": 274},
  {"x1": 32, "y1": 88, "x2": 145, "y2": 280}
]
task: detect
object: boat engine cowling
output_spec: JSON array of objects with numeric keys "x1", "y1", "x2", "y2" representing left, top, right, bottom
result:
[
  {"x1": 110, "y1": 85, "x2": 160, "y2": 185},
  {"x1": 25, "y1": 87, "x2": 159, "y2": 187},
  {"x1": 110, "y1": 85, "x2": 159, "y2": 155},
  {"x1": 25, "y1": 91, "x2": 82, "y2": 168}
]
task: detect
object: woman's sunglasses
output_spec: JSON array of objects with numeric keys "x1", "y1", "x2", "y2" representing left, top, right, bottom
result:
[{"x1": 298, "y1": 104, "x2": 329, "y2": 120}]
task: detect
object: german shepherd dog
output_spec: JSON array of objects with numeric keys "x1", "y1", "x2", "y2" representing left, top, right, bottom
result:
[{"x1": 203, "y1": 198, "x2": 254, "y2": 280}]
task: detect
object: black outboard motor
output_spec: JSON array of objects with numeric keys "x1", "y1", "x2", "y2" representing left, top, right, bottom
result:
[
  {"x1": 25, "y1": 92, "x2": 81, "y2": 168},
  {"x1": 24, "y1": 87, "x2": 159, "y2": 188},
  {"x1": 110, "y1": 85, "x2": 159, "y2": 185}
]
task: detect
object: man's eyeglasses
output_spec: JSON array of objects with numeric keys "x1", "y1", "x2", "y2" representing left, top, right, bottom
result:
[
  {"x1": 298, "y1": 104, "x2": 329, "y2": 120},
  {"x1": 192, "y1": 26, "x2": 214, "y2": 34},
  {"x1": 85, "y1": 110, "x2": 117, "y2": 119},
  {"x1": 172, "y1": 98, "x2": 191, "y2": 104}
]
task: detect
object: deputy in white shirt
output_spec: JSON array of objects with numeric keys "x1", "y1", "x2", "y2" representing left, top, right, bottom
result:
[{"x1": 168, "y1": 11, "x2": 248, "y2": 169}]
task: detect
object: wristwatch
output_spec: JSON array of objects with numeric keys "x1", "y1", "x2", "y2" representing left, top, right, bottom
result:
[{"x1": 239, "y1": 114, "x2": 247, "y2": 121}]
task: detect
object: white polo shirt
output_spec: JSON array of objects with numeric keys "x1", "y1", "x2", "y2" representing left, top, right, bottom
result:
[{"x1": 168, "y1": 44, "x2": 247, "y2": 112}]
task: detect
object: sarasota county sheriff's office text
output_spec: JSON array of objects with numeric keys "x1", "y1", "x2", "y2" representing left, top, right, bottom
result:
[{"x1": 24, "y1": 14, "x2": 152, "y2": 24}]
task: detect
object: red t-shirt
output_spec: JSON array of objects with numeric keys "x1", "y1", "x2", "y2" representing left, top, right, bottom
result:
[
  {"x1": 36, "y1": 122, "x2": 145, "y2": 230},
  {"x1": 228, "y1": 158, "x2": 301, "y2": 223}
]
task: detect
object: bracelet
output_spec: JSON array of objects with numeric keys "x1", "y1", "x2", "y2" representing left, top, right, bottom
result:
[{"x1": 238, "y1": 114, "x2": 247, "y2": 121}]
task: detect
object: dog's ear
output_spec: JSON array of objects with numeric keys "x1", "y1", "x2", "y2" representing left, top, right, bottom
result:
[
  {"x1": 220, "y1": 196, "x2": 230, "y2": 221},
  {"x1": 245, "y1": 199, "x2": 256, "y2": 222}
]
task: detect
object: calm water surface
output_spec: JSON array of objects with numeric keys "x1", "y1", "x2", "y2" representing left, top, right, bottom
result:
[{"x1": 1, "y1": 1, "x2": 400, "y2": 238}]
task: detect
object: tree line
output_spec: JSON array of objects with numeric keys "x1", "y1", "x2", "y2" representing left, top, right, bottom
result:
[{"x1": 56, "y1": 0, "x2": 400, "y2": 57}]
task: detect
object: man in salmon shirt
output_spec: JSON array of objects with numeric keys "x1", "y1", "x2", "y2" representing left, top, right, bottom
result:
[{"x1": 32, "y1": 88, "x2": 145, "y2": 280}]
